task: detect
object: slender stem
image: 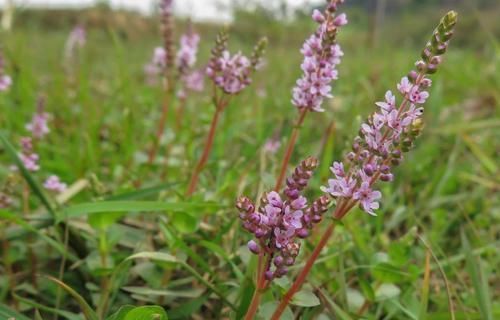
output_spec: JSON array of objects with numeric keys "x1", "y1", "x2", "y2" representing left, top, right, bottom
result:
[
  {"x1": 274, "y1": 109, "x2": 308, "y2": 191},
  {"x1": 148, "y1": 88, "x2": 172, "y2": 165},
  {"x1": 175, "y1": 95, "x2": 187, "y2": 132},
  {"x1": 244, "y1": 253, "x2": 269, "y2": 320},
  {"x1": 271, "y1": 222, "x2": 337, "y2": 320},
  {"x1": 186, "y1": 105, "x2": 222, "y2": 196}
]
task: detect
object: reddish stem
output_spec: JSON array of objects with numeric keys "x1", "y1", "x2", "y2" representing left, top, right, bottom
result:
[
  {"x1": 244, "y1": 253, "x2": 269, "y2": 320},
  {"x1": 148, "y1": 92, "x2": 172, "y2": 165},
  {"x1": 271, "y1": 222, "x2": 337, "y2": 320},
  {"x1": 274, "y1": 109, "x2": 308, "y2": 191},
  {"x1": 186, "y1": 106, "x2": 222, "y2": 196}
]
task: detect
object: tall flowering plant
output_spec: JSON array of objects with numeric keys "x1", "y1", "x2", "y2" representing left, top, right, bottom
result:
[
  {"x1": 185, "y1": 29, "x2": 267, "y2": 196},
  {"x1": 237, "y1": 10, "x2": 458, "y2": 319},
  {"x1": 147, "y1": 2, "x2": 205, "y2": 164},
  {"x1": 275, "y1": 0, "x2": 347, "y2": 191}
]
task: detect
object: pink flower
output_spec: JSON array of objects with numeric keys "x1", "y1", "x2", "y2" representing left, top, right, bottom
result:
[
  {"x1": 263, "y1": 138, "x2": 281, "y2": 154},
  {"x1": 330, "y1": 161, "x2": 345, "y2": 178},
  {"x1": 0, "y1": 75, "x2": 12, "y2": 91},
  {"x1": 282, "y1": 206, "x2": 303, "y2": 230},
  {"x1": 353, "y1": 182, "x2": 382, "y2": 215},
  {"x1": 26, "y1": 112, "x2": 50, "y2": 139},
  {"x1": 321, "y1": 176, "x2": 356, "y2": 198},
  {"x1": 375, "y1": 90, "x2": 396, "y2": 113},
  {"x1": 397, "y1": 77, "x2": 412, "y2": 95},
  {"x1": 19, "y1": 152, "x2": 40, "y2": 172},
  {"x1": 153, "y1": 47, "x2": 167, "y2": 67},
  {"x1": 274, "y1": 228, "x2": 295, "y2": 249},
  {"x1": 312, "y1": 9, "x2": 325, "y2": 23},
  {"x1": 44, "y1": 175, "x2": 67, "y2": 193},
  {"x1": 333, "y1": 13, "x2": 348, "y2": 26},
  {"x1": 408, "y1": 86, "x2": 429, "y2": 104},
  {"x1": 176, "y1": 32, "x2": 200, "y2": 70}
]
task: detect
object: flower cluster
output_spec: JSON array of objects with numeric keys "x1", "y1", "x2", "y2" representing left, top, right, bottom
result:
[
  {"x1": 263, "y1": 138, "x2": 281, "y2": 155},
  {"x1": 64, "y1": 24, "x2": 86, "y2": 60},
  {"x1": 25, "y1": 105, "x2": 50, "y2": 140},
  {"x1": 176, "y1": 25, "x2": 204, "y2": 98},
  {"x1": 322, "y1": 11, "x2": 458, "y2": 217},
  {"x1": 292, "y1": 0, "x2": 347, "y2": 112},
  {"x1": 237, "y1": 157, "x2": 330, "y2": 280},
  {"x1": 43, "y1": 175, "x2": 67, "y2": 193},
  {"x1": 206, "y1": 30, "x2": 266, "y2": 95},
  {"x1": 0, "y1": 50, "x2": 12, "y2": 92},
  {"x1": 18, "y1": 137, "x2": 40, "y2": 172},
  {"x1": 177, "y1": 29, "x2": 200, "y2": 74}
]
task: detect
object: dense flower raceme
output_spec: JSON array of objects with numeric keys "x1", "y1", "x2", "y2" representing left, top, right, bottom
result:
[
  {"x1": 292, "y1": 0, "x2": 347, "y2": 112},
  {"x1": 160, "y1": 0, "x2": 175, "y2": 72},
  {"x1": 64, "y1": 24, "x2": 86, "y2": 60},
  {"x1": 44, "y1": 175, "x2": 67, "y2": 193},
  {"x1": 237, "y1": 157, "x2": 331, "y2": 280},
  {"x1": 321, "y1": 11, "x2": 458, "y2": 217},
  {"x1": 206, "y1": 29, "x2": 267, "y2": 95},
  {"x1": 145, "y1": 28, "x2": 204, "y2": 96},
  {"x1": 0, "y1": 50, "x2": 12, "y2": 92}
]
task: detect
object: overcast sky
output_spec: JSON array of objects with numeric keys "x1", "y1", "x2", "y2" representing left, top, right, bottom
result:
[{"x1": 0, "y1": 0, "x2": 323, "y2": 21}]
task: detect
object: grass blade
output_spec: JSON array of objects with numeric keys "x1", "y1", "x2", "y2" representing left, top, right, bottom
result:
[
  {"x1": 461, "y1": 230, "x2": 493, "y2": 320},
  {"x1": 43, "y1": 275, "x2": 99, "y2": 320},
  {"x1": 0, "y1": 132, "x2": 56, "y2": 217},
  {"x1": 60, "y1": 200, "x2": 221, "y2": 221}
]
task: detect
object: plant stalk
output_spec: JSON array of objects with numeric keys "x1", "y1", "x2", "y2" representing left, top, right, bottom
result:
[
  {"x1": 186, "y1": 101, "x2": 225, "y2": 196},
  {"x1": 274, "y1": 109, "x2": 308, "y2": 191}
]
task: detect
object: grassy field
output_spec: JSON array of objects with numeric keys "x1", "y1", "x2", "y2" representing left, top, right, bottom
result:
[{"x1": 0, "y1": 2, "x2": 499, "y2": 320}]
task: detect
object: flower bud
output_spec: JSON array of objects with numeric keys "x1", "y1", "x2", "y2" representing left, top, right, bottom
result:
[{"x1": 247, "y1": 240, "x2": 260, "y2": 254}]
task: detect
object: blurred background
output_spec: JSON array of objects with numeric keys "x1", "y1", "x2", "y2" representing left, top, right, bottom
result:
[{"x1": 0, "y1": 0, "x2": 498, "y2": 318}]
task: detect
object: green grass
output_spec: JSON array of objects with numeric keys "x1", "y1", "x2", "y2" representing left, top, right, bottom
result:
[{"x1": 0, "y1": 4, "x2": 499, "y2": 320}]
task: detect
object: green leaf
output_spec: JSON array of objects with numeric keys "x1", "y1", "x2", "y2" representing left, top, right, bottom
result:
[
  {"x1": 60, "y1": 200, "x2": 221, "y2": 222},
  {"x1": 0, "y1": 132, "x2": 56, "y2": 217},
  {"x1": 316, "y1": 288, "x2": 354, "y2": 320},
  {"x1": 122, "y1": 286, "x2": 204, "y2": 298},
  {"x1": 290, "y1": 289, "x2": 321, "y2": 307},
  {"x1": 167, "y1": 295, "x2": 209, "y2": 320},
  {"x1": 171, "y1": 211, "x2": 199, "y2": 233},
  {"x1": 106, "y1": 305, "x2": 135, "y2": 320},
  {"x1": 0, "y1": 210, "x2": 76, "y2": 261},
  {"x1": 104, "y1": 182, "x2": 179, "y2": 200},
  {"x1": 372, "y1": 262, "x2": 408, "y2": 282},
  {"x1": 125, "y1": 251, "x2": 236, "y2": 311},
  {"x1": 107, "y1": 305, "x2": 168, "y2": 320},
  {"x1": 258, "y1": 302, "x2": 293, "y2": 320},
  {"x1": 0, "y1": 303, "x2": 32, "y2": 320},
  {"x1": 461, "y1": 230, "x2": 493, "y2": 320},
  {"x1": 12, "y1": 292, "x2": 80, "y2": 320},
  {"x1": 124, "y1": 306, "x2": 168, "y2": 320}
]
